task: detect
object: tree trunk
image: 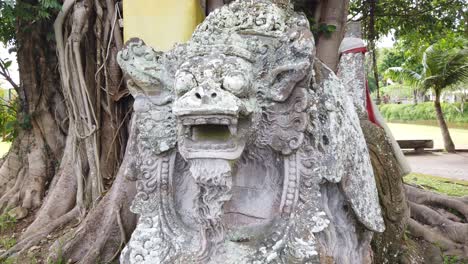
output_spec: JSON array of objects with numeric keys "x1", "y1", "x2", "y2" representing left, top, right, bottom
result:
[
  {"x1": 206, "y1": 0, "x2": 224, "y2": 14},
  {"x1": 361, "y1": 120, "x2": 411, "y2": 264},
  {"x1": 413, "y1": 89, "x2": 418, "y2": 105},
  {"x1": 315, "y1": 0, "x2": 350, "y2": 71},
  {"x1": 434, "y1": 89, "x2": 456, "y2": 152},
  {"x1": 0, "y1": 1, "x2": 66, "y2": 216},
  {"x1": 0, "y1": 0, "x2": 132, "y2": 261}
]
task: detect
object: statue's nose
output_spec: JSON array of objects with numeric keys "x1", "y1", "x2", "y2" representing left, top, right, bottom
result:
[{"x1": 193, "y1": 85, "x2": 219, "y2": 104}]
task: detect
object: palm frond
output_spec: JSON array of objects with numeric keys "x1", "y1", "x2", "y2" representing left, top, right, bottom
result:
[{"x1": 385, "y1": 67, "x2": 422, "y2": 88}]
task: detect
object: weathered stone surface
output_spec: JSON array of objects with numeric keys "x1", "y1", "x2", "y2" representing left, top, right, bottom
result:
[
  {"x1": 117, "y1": 1, "x2": 384, "y2": 263},
  {"x1": 8, "y1": 206, "x2": 28, "y2": 220}
]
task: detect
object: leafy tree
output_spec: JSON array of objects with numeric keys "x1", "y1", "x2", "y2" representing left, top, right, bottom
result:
[{"x1": 386, "y1": 43, "x2": 468, "y2": 152}]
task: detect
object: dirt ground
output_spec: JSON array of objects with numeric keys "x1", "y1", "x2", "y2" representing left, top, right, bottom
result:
[{"x1": 405, "y1": 152, "x2": 468, "y2": 181}]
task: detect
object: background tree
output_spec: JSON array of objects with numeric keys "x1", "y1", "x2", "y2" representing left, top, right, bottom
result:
[
  {"x1": 350, "y1": 0, "x2": 466, "y2": 104},
  {"x1": 386, "y1": 42, "x2": 468, "y2": 152}
]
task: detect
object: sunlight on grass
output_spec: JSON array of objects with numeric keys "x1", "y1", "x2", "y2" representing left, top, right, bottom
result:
[
  {"x1": 388, "y1": 123, "x2": 468, "y2": 149},
  {"x1": 404, "y1": 173, "x2": 468, "y2": 197},
  {"x1": 0, "y1": 142, "x2": 11, "y2": 157}
]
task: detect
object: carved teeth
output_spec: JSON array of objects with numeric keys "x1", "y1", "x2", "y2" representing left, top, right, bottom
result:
[
  {"x1": 183, "y1": 119, "x2": 192, "y2": 125},
  {"x1": 179, "y1": 116, "x2": 238, "y2": 126},
  {"x1": 228, "y1": 124, "x2": 237, "y2": 136},
  {"x1": 196, "y1": 118, "x2": 207, "y2": 124}
]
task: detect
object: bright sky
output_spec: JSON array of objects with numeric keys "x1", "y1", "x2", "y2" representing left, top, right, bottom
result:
[
  {"x1": 376, "y1": 31, "x2": 396, "y2": 48},
  {"x1": 0, "y1": 44, "x2": 19, "y2": 90}
]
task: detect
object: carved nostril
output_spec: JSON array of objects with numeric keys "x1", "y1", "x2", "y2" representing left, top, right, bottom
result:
[
  {"x1": 211, "y1": 92, "x2": 217, "y2": 98},
  {"x1": 195, "y1": 92, "x2": 202, "y2": 99}
]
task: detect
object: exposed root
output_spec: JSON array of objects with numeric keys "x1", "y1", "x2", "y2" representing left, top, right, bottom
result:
[
  {"x1": 22, "y1": 135, "x2": 78, "y2": 238},
  {"x1": 407, "y1": 218, "x2": 467, "y2": 257},
  {"x1": 0, "y1": 167, "x2": 26, "y2": 212},
  {"x1": 0, "y1": 129, "x2": 52, "y2": 213},
  {"x1": 0, "y1": 135, "x2": 26, "y2": 196},
  {"x1": 48, "y1": 156, "x2": 137, "y2": 263},
  {"x1": 406, "y1": 184, "x2": 468, "y2": 219},
  {"x1": 409, "y1": 201, "x2": 468, "y2": 244},
  {"x1": 0, "y1": 206, "x2": 81, "y2": 259},
  {"x1": 405, "y1": 184, "x2": 468, "y2": 259}
]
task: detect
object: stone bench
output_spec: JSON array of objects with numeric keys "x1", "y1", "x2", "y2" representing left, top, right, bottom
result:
[{"x1": 397, "y1": 140, "x2": 434, "y2": 153}]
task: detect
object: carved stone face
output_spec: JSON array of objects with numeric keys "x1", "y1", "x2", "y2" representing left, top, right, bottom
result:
[{"x1": 173, "y1": 53, "x2": 257, "y2": 160}]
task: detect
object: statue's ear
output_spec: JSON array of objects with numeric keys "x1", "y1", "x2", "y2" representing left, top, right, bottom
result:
[
  {"x1": 269, "y1": 61, "x2": 310, "y2": 102},
  {"x1": 267, "y1": 27, "x2": 315, "y2": 102},
  {"x1": 310, "y1": 61, "x2": 385, "y2": 232},
  {"x1": 117, "y1": 38, "x2": 167, "y2": 97}
]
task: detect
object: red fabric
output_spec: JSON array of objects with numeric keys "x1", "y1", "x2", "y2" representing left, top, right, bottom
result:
[
  {"x1": 342, "y1": 46, "x2": 380, "y2": 126},
  {"x1": 341, "y1": 47, "x2": 367, "y2": 54},
  {"x1": 365, "y1": 80, "x2": 380, "y2": 126}
]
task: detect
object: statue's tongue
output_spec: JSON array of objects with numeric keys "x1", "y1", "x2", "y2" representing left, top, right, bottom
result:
[{"x1": 188, "y1": 158, "x2": 233, "y2": 260}]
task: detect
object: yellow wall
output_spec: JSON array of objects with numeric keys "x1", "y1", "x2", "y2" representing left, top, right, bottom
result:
[{"x1": 123, "y1": 0, "x2": 204, "y2": 51}]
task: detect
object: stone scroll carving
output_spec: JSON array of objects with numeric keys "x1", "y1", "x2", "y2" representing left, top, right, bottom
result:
[{"x1": 118, "y1": 1, "x2": 384, "y2": 263}]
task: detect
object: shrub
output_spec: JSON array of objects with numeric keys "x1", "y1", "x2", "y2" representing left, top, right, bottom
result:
[
  {"x1": 0, "y1": 97, "x2": 19, "y2": 142},
  {"x1": 379, "y1": 102, "x2": 468, "y2": 123}
]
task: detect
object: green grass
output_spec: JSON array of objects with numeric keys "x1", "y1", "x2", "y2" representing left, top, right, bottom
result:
[
  {"x1": 404, "y1": 173, "x2": 468, "y2": 197},
  {"x1": 379, "y1": 102, "x2": 468, "y2": 123},
  {"x1": 0, "y1": 236, "x2": 16, "y2": 250},
  {"x1": 387, "y1": 123, "x2": 468, "y2": 149},
  {"x1": 0, "y1": 141, "x2": 10, "y2": 157}
]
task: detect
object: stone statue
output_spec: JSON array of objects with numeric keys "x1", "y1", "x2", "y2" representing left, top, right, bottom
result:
[{"x1": 117, "y1": 1, "x2": 384, "y2": 263}]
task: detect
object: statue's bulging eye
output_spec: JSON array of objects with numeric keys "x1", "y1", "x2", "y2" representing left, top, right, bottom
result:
[
  {"x1": 222, "y1": 73, "x2": 248, "y2": 97},
  {"x1": 175, "y1": 71, "x2": 197, "y2": 96}
]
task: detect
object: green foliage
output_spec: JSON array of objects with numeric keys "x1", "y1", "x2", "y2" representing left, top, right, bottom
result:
[
  {"x1": 384, "y1": 41, "x2": 468, "y2": 95},
  {"x1": 377, "y1": 47, "x2": 406, "y2": 74},
  {"x1": 350, "y1": 0, "x2": 466, "y2": 46},
  {"x1": 292, "y1": 1, "x2": 337, "y2": 39},
  {"x1": 443, "y1": 255, "x2": 461, "y2": 264},
  {"x1": 0, "y1": 236, "x2": 16, "y2": 249},
  {"x1": 367, "y1": 73, "x2": 378, "y2": 93},
  {"x1": 0, "y1": 212, "x2": 16, "y2": 233},
  {"x1": 0, "y1": 96, "x2": 19, "y2": 142},
  {"x1": 313, "y1": 23, "x2": 336, "y2": 38},
  {"x1": 379, "y1": 84, "x2": 413, "y2": 98},
  {"x1": 2, "y1": 257, "x2": 16, "y2": 264},
  {"x1": 0, "y1": 0, "x2": 62, "y2": 44},
  {"x1": 379, "y1": 102, "x2": 468, "y2": 123}
]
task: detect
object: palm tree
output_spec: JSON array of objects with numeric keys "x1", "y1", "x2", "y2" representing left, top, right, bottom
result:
[{"x1": 386, "y1": 45, "x2": 468, "y2": 153}]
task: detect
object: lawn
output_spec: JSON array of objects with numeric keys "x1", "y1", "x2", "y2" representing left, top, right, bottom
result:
[
  {"x1": 404, "y1": 173, "x2": 468, "y2": 197},
  {"x1": 0, "y1": 142, "x2": 11, "y2": 157},
  {"x1": 387, "y1": 122, "x2": 468, "y2": 149}
]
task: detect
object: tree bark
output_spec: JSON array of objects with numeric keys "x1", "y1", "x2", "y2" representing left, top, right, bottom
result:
[
  {"x1": 0, "y1": 0, "x2": 132, "y2": 261},
  {"x1": 206, "y1": 0, "x2": 224, "y2": 14},
  {"x1": 0, "y1": 1, "x2": 66, "y2": 216},
  {"x1": 316, "y1": 0, "x2": 350, "y2": 71},
  {"x1": 361, "y1": 120, "x2": 410, "y2": 263},
  {"x1": 434, "y1": 89, "x2": 456, "y2": 152}
]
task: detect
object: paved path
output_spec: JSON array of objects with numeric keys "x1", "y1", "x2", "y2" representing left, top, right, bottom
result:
[{"x1": 405, "y1": 152, "x2": 468, "y2": 181}]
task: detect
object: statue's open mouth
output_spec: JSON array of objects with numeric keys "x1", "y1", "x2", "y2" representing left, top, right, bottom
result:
[{"x1": 177, "y1": 115, "x2": 246, "y2": 160}]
